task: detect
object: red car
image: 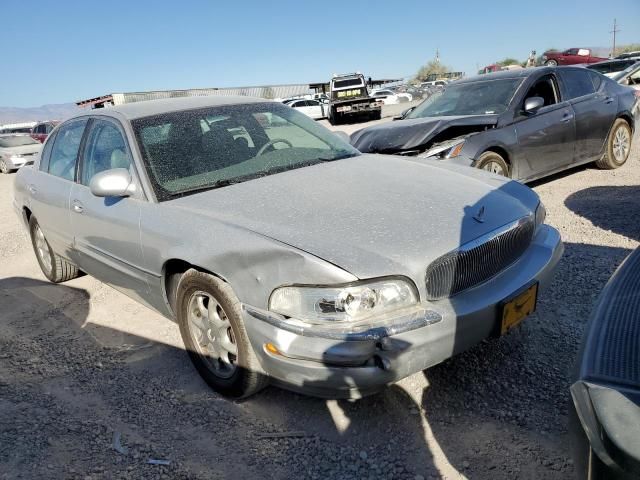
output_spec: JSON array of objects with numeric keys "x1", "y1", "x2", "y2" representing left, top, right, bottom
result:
[
  {"x1": 30, "y1": 121, "x2": 58, "y2": 143},
  {"x1": 542, "y1": 48, "x2": 608, "y2": 66}
]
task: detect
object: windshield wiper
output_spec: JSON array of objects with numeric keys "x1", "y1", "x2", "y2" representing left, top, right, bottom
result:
[{"x1": 174, "y1": 178, "x2": 240, "y2": 197}]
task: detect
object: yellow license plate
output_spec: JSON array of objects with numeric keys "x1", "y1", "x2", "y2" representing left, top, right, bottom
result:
[{"x1": 500, "y1": 283, "x2": 538, "y2": 335}]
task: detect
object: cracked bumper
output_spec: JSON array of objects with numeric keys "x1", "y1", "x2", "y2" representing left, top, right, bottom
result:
[{"x1": 242, "y1": 225, "x2": 563, "y2": 398}]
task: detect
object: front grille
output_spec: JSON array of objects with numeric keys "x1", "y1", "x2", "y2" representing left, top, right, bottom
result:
[{"x1": 425, "y1": 217, "x2": 535, "y2": 300}]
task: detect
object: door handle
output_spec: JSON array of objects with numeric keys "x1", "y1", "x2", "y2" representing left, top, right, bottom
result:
[
  {"x1": 604, "y1": 97, "x2": 614, "y2": 104},
  {"x1": 72, "y1": 200, "x2": 84, "y2": 213},
  {"x1": 28, "y1": 184, "x2": 37, "y2": 195},
  {"x1": 561, "y1": 113, "x2": 574, "y2": 123}
]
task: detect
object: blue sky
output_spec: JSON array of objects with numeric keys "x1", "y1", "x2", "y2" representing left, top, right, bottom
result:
[{"x1": 2, "y1": 0, "x2": 639, "y2": 107}]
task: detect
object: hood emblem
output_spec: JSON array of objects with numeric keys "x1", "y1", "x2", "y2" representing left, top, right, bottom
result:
[{"x1": 473, "y1": 206, "x2": 486, "y2": 223}]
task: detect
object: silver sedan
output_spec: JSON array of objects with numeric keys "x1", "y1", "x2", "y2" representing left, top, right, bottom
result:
[
  {"x1": 13, "y1": 96, "x2": 563, "y2": 398},
  {"x1": 0, "y1": 134, "x2": 42, "y2": 173}
]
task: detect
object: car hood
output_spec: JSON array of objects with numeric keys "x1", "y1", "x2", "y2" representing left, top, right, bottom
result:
[
  {"x1": 168, "y1": 154, "x2": 537, "y2": 280},
  {"x1": 350, "y1": 115, "x2": 498, "y2": 154},
  {"x1": 0, "y1": 144, "x2": 41, "y2": 156}
]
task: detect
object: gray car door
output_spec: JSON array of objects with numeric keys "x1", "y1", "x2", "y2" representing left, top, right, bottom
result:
[
  {"x1": 69, "y1": 117, "x2": 152, "y2": 305},
  {"x1": 558, "y1": 68, "x2": 618, "y2": 162},
  {"x1": 26, "y1": 119, "x2": 88, "y2": 256},
  {"x1": 513, "y1": 73, "x2": 576, "y2": 180}
]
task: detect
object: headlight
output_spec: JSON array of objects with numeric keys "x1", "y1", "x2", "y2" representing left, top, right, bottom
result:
[
  {"x1": 419, "y1": 139, "x2": 465, "y2": 159},
  {"x1": 269, "y1": 278, "x2": 418, "y2": 324},
  {"x1": 535, "y1": 201, "x2": 546, "y2": 226}
]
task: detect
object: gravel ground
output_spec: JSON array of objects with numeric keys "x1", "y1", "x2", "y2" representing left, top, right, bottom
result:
[{"x1": 0, "y1": 121, "x2": 638, "y2": 480}]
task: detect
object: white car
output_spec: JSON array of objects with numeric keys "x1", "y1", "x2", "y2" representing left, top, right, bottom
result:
[
  {"x1": 369, "y1": 89, "x2": 413, "y2": 105},
  {"x1": 288, "y1": 99, "x2": 327, "y2": 119}
]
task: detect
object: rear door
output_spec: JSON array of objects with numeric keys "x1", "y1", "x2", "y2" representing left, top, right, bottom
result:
[
  {"x1": 514, "y1": 73, "x2": 576, "y2": 179},
  {"x1": 558, "y1": 68, "x2": 618, "y2": 162},
  {"x1": 69, "y1": 117, "x2": 151, "y2": 304},
  {"x1": 27, "y1": 118, "x2": 88, "y2": 257}
]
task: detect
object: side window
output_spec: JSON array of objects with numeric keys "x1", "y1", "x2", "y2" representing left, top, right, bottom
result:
[
  {"x1": 48, "y1": 120, "x2": 88, "y2": 181},
  {"x1": 523, "y1": 74, "x2": 558, "y2": 107},
  {"x1": 39, "y1": 131, "x2": 57, "y2": 172},
  {"x1": 80, "y1": 120, "x2": 131, "y2": 186},
  {"x1": 589, "y1": 71, "x2": 603, "y2": 91},
  {"x1": 566, "y1": 49, "x2": 578, "y2": 56},
  {"x1": 560, "y1": 70, "x2": 596, "y2": 100}
]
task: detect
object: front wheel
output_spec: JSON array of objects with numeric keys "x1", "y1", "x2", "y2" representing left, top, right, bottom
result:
[
  {"x1": 544, "y1": 59, "x2": 558, "y2": 66},
  {"x1": 476, "y1": 151, "x2": 510, "y2": 177},
  {"x1": 596, "y1": 118, "x2": 632, "y2": 170},
  {"x1": 176, "y1": 269, "x2": 268, "y2": 398},
  {"x1": 0, "y1": 159, "x2": 11, "y2": 174}
]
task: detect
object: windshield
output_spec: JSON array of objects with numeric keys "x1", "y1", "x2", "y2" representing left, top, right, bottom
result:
[
  {"x1": 332, "y1": 78, "x2": 364, "y2": 89},
  {"x1": 612, "y1": 63, "x2": 640, "y2": 82},
  {"x1": 407, "y1": 78, "x2": 523, "y2": 118},
  {"x1": 0, "y1": 136, "x2": 40, "y2": 147},
  {"x1": 132, "y1": 102, "x2": 360, "y2": 201}
]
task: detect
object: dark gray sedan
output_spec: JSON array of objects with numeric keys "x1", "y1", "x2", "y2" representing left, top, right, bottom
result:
[{"x1": 351, "y1": 67, "x2": 638, "y2": 182}]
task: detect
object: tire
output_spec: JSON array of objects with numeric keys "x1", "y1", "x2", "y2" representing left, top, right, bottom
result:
[
  {"x1": 544, "y1": 59, "x2": 558, "y2": 66},
  {"x1": 0, "y1": 159, "x2": 11, "y2": 174},
  {"x1": 29, "y1": 216, "x2": 79, "y2": 283},
  {"x1": 329, "y1": 110, "x2": 341, "y2": 125},
  {"x1": 176, "y1": 269, "x2": 268, "y2": 398},
  {"x1": 476, "y1": 151, "x2": 510, "y2": 177},
  {"x1": 595, "y1": 118, "x2": 632, "y2": 170},
  {"x1": 371, "y1": 110, "x2": 382, "y2": 121}
]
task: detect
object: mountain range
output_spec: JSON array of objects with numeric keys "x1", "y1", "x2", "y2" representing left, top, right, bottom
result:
[{"x1": 0, "y1": 103, "x2": 81, "y2": 125}]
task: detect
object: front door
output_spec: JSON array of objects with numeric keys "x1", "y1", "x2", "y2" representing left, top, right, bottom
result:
[
  {"x1": 69, "y1": 117, "x2": 151, "y2": 304},
  {"x1": 27, "y1": 119, "x2": 88, "y2": 257},
  {"x1": 514, "y1": 74, "x2": 576, "y2": 179}
]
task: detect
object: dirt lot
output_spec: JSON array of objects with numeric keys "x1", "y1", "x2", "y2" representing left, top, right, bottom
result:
[{"x1": 1, "y1": 118, "x2": 638, "y2": 479}]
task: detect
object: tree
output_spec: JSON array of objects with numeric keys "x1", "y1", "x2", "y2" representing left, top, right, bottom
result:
[
  {"x1": 414, "y1": 60, "x2": 451, "y2": 82},
  {"x1": 615, "y1": 43, "x2": 640, "y2": 56},
  {"x1": 496, "y1": 57, "x2": 520, "y2": 66}
]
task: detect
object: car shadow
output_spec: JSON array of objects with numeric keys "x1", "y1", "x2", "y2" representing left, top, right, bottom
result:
[{"x1": 565, "y1": 185, "x2": 640, "y2": 241}]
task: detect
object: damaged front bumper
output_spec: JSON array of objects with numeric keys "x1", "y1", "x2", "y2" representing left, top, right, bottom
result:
[{"x1": 242, "y1": 225, "x2": 563, "y2": 398}]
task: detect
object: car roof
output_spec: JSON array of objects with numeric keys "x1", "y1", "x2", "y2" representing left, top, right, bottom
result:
[
  {"x1": 69, "y1": 95, "x2": 269, "y2": 121},
  {"x1": 455, "y1": 66, "x2": 585, "y2": 84}
]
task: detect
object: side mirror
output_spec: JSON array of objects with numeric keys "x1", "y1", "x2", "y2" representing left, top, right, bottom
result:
[
  {"x1": 394, "y1": 106, "x2": 415, "y2": 120},
  {"x1": 89, "y1": 168, "x2": 135, "y2": 198},
  {"x1": 333, "y1": 131, "x2": 351, "y2": 143},
  {"x1": 523, "y1": 96, "x2": 545, "y2": 115}
]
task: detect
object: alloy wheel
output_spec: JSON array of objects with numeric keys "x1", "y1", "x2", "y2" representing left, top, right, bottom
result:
[
  {"x1": 481, "y1": 160, "x2": 506, "y2": 176},
  {"x1": 612, "y1": 126, "x2": 630, "y2": 163},
  {"x1": 0, "y1": 159, "x2": 7, "y2": 174},
  {"x1": 187, "y1": 291, "x2": 238, "y2": 379},
  {"x1": 34, "y1": 225, "x2": 53, "y2": 274}
]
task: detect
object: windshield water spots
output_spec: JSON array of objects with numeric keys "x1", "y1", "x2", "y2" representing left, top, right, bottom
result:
[{"x1": 131, "y1": 103, "x2": 359, "y2": 200}]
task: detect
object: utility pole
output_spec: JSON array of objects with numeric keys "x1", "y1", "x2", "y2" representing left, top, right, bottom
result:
[{"x1": 610, "y1": 18, "x2": 620, "y2": 57}]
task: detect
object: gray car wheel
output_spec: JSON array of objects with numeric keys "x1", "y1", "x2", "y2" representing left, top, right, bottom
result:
[
  {"x1": 476, "y1": 151, "x2": 510, "y2": 177},
  {"x1": 176, "y1": 269, "x2": 268, "y2": 398},
  {"x1": 0, "y1": 159, "x2": 10, "y2": 174},
  {"x1": 29, "y1": 216, "x2": 80, "y2": 283},
  {"x1": 544, "y1": 59, "x2": 558, "y2": 66},
  {"x1": 596, "y1": 118, "x2": 632, "y2": 170}
]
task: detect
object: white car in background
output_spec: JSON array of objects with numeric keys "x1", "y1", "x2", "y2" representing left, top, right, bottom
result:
[
  {"x1": 287, "y1": 99, "x2": 328, "y2": 120},
  {"x1": 0, "y1": 134, "x2": 42, "y2": 174},
  {"x1": 369, "y1": 89, "x2": 413, "y2": 105}
]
